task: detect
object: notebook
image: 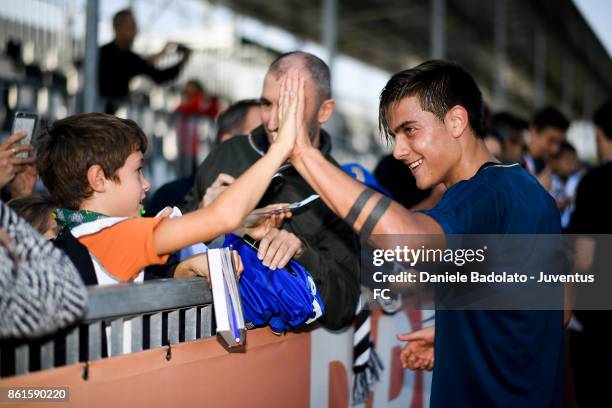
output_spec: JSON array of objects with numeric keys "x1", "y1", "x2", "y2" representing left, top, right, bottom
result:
[{"x1": 207, "y1": 247, "x2": 246, "y2": 350}]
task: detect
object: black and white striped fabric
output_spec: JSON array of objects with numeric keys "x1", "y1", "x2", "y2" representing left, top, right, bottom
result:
[
  {"x1": 352, "y1": 307, "x2": 383, "y2": 405},
  {"x1": 0, "y1": 200, "x2": 87, "y2": 339}
]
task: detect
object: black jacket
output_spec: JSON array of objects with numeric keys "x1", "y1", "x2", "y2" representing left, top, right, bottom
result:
[
  {"x1": 98, "y1": 41, "x2": 183, "y2": 99},
  {"x1": 182, "y1": 126, "x2": 360, "y2": 329},
  {"x1": 568, "y1": 161, "x2": 612, "y2": 234}
]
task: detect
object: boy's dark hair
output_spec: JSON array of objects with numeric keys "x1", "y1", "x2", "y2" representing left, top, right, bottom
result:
[
  {"x1": 215, "y1": 99, "x2": 261, "y2": 143},
  {"x1": 379, "y1": 60, "x2": 485, "y2": 140},
  {"x1": 593, "y1": 99, "x2": 612, "y2": 141},
  {"x1": 36, "y1": 113, "x2": 147, "y2": 210},
  {"x1": 531, "y1": 106, "x2": 570, "y2": 132},
  {"x1": 7, "y1": 195, "x2": 56, "y2": 235}
]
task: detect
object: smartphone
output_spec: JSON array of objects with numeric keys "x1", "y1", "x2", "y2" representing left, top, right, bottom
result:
[{"x1": 11, "y1": 111, "x2": 38, "y2": 158}]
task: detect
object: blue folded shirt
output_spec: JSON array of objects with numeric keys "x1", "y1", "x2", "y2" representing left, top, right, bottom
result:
[{"x1": 223, "y1": 233, "x2": 324, "y2": 333}]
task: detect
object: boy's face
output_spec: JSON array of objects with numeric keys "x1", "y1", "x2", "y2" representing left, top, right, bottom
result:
[
  {"x1": 390, "y1": 96, "x2": 460, "y2": 189},
  {"x1": 104, "y1": 151, "x2": 150, "y2": 217}
]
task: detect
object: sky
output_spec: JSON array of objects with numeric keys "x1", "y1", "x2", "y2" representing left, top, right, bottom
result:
[{"x1": 573, "y1": 0, "x2": 612, "y2": 58}]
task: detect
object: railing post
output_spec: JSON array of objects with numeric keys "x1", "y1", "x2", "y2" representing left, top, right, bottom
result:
[
  {"x1": 83, "y1": 0, "x2": 98, "y2": 112},
  {"x1": 88, "y1": 321, "x2": 102, "y2": 361},
  {"x1": 200, "y1": 305, "x2": 212, "y2": 338},
  {"x1": 168, "y1": 310, "x2": 180, "y2": 345},
  {"x1": 65, "y1": 326, "x2": 80, "y2": 365},
  {"x1": 149, "y1": 313, "x2": 162, "y2": 349},
  {"x1": 185, "y1": 308, "x2": 197, "y2": 341},
  {"x1": 110, "y1": 319, "x2": 124, "y2": 356},
  {"x1": 131, "y1": 316, "x2": 143, "y2": 353},
  {"x1": 40, "y1": 340, "x2": 54, "y2": 370},
  {"x1": 15, "y1": 344, "x2": 29, "y2": 375}
]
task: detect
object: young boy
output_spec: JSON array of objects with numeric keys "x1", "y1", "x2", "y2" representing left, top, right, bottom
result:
[{"x1": 36, "y1": 71, "x2": 302, "y2": 285}]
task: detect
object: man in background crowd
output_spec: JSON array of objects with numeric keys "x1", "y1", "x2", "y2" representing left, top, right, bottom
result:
[
  {"x1": 175, "y1": 80, "x2": 221, "y2": 177},
  {"x1": 523, "y1": 107, "x2": 569, "y2": 175},
  {"x1": 549, "y1": 142, "x2": 582, "y2": 229},
  {"x1": 98, "y1": 8, "x2": 191, "y2": 114},
  {"x1": 215, "y1": 99, "x2": 262, "y2": 144},
  {"x1": 490, "y1": 112, "x2": 528, "y2": 163},
  {"x1": 567, "y1": 99, "x2": 612, "y2": 408}
]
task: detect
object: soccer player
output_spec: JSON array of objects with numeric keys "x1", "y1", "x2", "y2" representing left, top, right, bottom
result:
[{"x1": 283, "y1": 60, "x2": 563, "y2": 407}]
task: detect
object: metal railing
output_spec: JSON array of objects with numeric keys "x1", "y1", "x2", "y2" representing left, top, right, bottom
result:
[{"x1": 0, "y1": 277, "x2": 213, "y2": 378}]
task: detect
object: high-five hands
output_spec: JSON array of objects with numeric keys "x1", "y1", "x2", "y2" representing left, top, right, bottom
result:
[{"x1": 274, "y1": 68, "x2": 305, "y2": 158}]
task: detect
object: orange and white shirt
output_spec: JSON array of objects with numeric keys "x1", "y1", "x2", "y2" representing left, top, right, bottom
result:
[{"x1": 71, "y1": 217, "x2": 169, "y2": 285}]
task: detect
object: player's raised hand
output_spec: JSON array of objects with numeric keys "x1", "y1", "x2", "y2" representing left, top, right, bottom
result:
[{"x1": 274, "y1": 68, "x2": 305, "y2": 158}]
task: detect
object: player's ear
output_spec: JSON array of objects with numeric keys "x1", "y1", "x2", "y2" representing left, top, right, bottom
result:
[
  {"x1": 446, "y1": 105, "x2": 469, "y2": 138},
  {"x1": 317, "y1": 99, "x2": 335, "y2": 124}
]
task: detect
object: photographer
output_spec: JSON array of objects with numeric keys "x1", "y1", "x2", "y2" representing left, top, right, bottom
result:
[{"x1": 98, "y1": 8, "x2": 192, "y2": 114}]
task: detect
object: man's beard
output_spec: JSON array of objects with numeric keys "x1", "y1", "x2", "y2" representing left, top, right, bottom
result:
[{"x1": 308, "y1": 119, "x2": 319, "y2": 140}]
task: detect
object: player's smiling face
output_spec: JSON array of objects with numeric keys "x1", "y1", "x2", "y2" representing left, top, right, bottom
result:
[{"x1": 389, "y1": 96, "x2": 461, "y2": 189}]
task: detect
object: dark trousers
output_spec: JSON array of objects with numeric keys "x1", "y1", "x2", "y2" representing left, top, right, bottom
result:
[{"x1": 569, "y1": 312, "x2": 612, "y2": 408}]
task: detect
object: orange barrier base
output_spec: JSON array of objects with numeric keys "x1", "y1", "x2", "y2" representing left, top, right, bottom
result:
[{"x1": 1, "y1": 329, "x2": 310, "y2": 408}]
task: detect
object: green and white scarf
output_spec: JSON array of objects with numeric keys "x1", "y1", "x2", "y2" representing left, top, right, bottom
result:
[{"x1": 54, "y1": 208, "x2": 108, "y2": 231}]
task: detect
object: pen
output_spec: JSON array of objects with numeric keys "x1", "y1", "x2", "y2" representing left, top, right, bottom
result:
[{"x1": 242, "y1": 235, "x2": 298, "y2": 276}]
